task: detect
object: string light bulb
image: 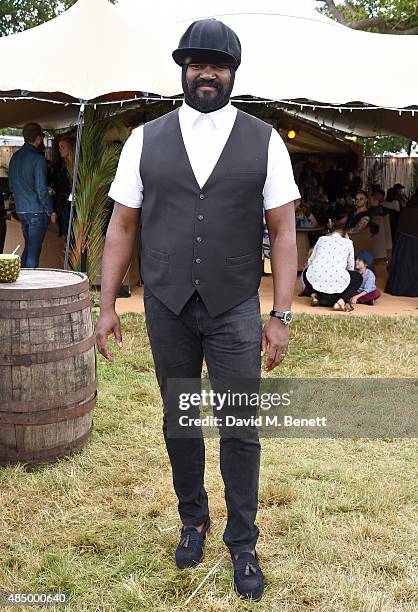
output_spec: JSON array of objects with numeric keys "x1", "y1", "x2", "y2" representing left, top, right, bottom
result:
[{"x1": 287, "y1": 129, "x2": 297, "y2": 140}]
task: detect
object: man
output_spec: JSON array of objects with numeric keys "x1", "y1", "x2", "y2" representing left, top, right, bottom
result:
[
  {"x1": 393, "y1": 183, "x2": 407, "y2": 208},
  {"x1": 8, "y1": 122, "x2": 52, "y2": 267},
  {"x1": 346, "y1": 190, "x2": 371, "y2": 235},
  {"x1": 96, "y1": 19, "x2": 300, "y2": 601}
]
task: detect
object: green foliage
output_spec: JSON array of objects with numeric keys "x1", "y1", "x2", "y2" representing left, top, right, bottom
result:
[
  {"x1": 0, "y1": 0, "x2": 116, "y2": 37},
  {"x1": 361, "y1": 135, "x2": 413, "y2": 155},
  {"x1": 318, "y1": 0, "x2": 418, "y2": 33},
  {"x1": 342, "y1": 0, "x2": 416, "y2": 23},
  {"x1": 69, "y1": 107, "x2": 125, "y2": 283},
  {"x1": 0, "y1": 0, "x2": 74, "y2": 36},
  {"x1": 0, "y1": 128, "x2": 22, "y2": 136}
]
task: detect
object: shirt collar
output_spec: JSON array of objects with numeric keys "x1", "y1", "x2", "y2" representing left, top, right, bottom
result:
[
  {"x1": 180, "y1": 101, "x2": 235, "y2": 130},
  {"x1": 23, "y1": 142, "x2": 38, "y2": 152}
]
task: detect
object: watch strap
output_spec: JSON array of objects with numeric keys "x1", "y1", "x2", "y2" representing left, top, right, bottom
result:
[{"x1": 270, "y1": 310, "x2": 292, "y2": 324}]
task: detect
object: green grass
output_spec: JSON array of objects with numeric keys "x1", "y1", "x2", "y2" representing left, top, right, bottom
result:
[{"x1": 0, "y1": 314, "x2": 417, "y2": 611}]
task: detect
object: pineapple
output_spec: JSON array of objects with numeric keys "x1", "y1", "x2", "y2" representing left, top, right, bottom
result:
[{"x1": 0, "y1": 255, "x2": 21, "y2": 283}]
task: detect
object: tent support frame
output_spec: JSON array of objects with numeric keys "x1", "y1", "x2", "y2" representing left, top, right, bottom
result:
[{"x1": 64, "y1": 99, "x2": 86, "y2": 271}]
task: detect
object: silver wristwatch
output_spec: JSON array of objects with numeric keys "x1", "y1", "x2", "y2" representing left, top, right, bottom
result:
[{"x1": 269, "y1": 310, "x2": 293, "y2": 325}]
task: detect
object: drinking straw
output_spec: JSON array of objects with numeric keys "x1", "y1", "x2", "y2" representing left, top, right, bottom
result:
[{"x1": 184, "y1": 555, "x2": 225, "y2": 606}]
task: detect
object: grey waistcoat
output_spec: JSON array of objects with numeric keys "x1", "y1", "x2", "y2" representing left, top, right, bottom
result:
[{"x1": 139, "y1": 107, "x2": 272, "y2": 317}]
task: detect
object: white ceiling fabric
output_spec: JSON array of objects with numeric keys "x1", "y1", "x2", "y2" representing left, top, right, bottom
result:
[
  {"x1": 0, "y1": 0, "x2": 416, "y2": 136},
  {"x1": 1, "y1": 0, "x2": 417, "y2": 106}
]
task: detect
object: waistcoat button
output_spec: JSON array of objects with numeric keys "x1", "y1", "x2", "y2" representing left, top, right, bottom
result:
[
  {"x1": 196, "y1": 236, "x2": 202, "y2": 243},
  {"x1": 194, "y1": 279, "x2": 200, "y2": 285},
  {"x1": 195, "y1": 258, "x2": 202, "y2": 264},
  {"x1": 197, "y1": 214, "x2": 204, "y2": 221},
  {"x1": 199, "y1": 194, "x2": 205, "y2": 200}
]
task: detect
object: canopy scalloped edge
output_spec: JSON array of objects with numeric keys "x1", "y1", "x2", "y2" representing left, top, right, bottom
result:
[{"x1": 1, "y1": 94, "x2": 417, "y2": 114}]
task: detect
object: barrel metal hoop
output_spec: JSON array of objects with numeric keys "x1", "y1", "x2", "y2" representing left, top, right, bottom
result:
[
  {"x1": 0, "y1": 276, "x2": 89, "y2": 300},
  {"x1": 0, "y1": 378, "x2": 98, "y2": 413},
  {"x1": 0, "y1": 426, "x2": 93, "y2": 464},
  {"x1": 0, "y1": 335, "x2": 96, "y2": 366},
  {"x1": 0, "y1": 392, "x2": 97, "y2": 425},
  {"x1": 0, "y1": 296, "x2": 92, "y2": 319}
]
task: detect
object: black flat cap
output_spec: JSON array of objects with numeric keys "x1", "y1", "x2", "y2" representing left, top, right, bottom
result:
[{"x1": 172, "y1": 19, "x2": 241, "y2": 68}]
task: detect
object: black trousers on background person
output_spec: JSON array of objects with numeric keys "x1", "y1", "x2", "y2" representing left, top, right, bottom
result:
[
  {"x1": 144, "y1": 289, "x2": 262, "y2": 555},
  {"x1": 302, "y1": 269, "x2": 363, "y2": 306}
]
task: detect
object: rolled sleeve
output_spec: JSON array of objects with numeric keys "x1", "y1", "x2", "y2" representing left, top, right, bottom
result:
[
  {"x1": 263, "y1": 129, "x2": 301, "y2": 211},
  {"x1": 108, "y1": 128, "x2": 144, "y2": 208}
]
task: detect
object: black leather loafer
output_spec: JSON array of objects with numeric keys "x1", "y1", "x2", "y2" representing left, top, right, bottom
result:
[
  {"x1": 231, "y1": 551, "x2": 264, "y2": 601},
  {"x1": 175, "y1": 516, "x2": 211, "y2": 569}
]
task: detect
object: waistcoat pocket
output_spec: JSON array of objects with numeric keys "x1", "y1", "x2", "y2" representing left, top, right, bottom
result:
[
  {"x1": 144, "y1": 246, "x2": 170, "y2": 263},
  {"x1": 226, "y1": 250, "x2": 261, "y2": 266}
]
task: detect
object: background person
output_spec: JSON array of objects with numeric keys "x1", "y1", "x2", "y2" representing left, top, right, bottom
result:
[
  {"x1": 51, "y1": 134, "x2": 75, "y2": 238},
  {"x1": 368, "y1": 189, "x2": 387, "y2": 217},
  {"x1": 323, "y1": 162, "x2": 343, "y2": 202},
  {"x1": 302, "y1": 220, "x2": 362, "y2": 310},
  {"x1": 385, "y1": 206, "x2": 418, "y2": 297},
  {"x1": 346, "y1": 190, "x2": 371, "y2": 235},
  {"x1": 0, "y1": 191, "x2": 6, "y2": 253},
  {"x1": 368, "y1": 189, "x2": 392, "y2": 259},
  {"x1": 406, "y1": 188, "x2": 418, "y2": 209},
  {"x1": 294, "y1": 200, "x2": 318, "y2": 227},
  {"x1": 351, "y1": 251, "x2": 381, "y2": 305},
  {"x1": 393, "y1": 183, "x2": 407, "y2": 209},
  {"x1": 8, "y1": 122, "x2": 52, "y2": 268},
  {"x1": 383, "y1": 187, "x2": 401, "y2": 244}
]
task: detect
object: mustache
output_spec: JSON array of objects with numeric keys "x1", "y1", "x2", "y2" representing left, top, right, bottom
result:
[{"x1": 190, "y1": 78, "x2": 224, "y2": 93}]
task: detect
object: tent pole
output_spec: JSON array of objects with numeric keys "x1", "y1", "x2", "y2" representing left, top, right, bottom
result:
[{"x1": 64, "y1": 99, "x2": 86, "y2": 270}]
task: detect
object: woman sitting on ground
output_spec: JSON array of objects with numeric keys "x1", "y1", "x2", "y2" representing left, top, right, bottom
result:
[
  {"x1": 301, "y1": 220, "x2": 363, "y2": 311},
  {"x1": 351, "y1": 251, "x2": 381, "y2": 305}
]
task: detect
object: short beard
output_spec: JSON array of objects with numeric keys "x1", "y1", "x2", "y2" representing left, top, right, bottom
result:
[{"x1": 183, "y1": 70, "x2": 233, "y2": 113}]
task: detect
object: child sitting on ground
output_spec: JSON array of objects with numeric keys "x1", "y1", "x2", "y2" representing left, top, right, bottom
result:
[{"x1": 351, "y1": 251, "x2": 381, "y2": 305}]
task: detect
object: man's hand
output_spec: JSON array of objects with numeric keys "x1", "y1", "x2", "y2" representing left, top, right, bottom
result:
[
  {"x1": 95, "y1": 202, "x2": 140, "y2": 362},
  {"x1": 261, "y1": 317, "x2": 289, "y2": 372},
  {"x1": 351, "y1": 294, "x2": 359, "y2": 304},
  {"x1": 95, "y1": 309, "x2": 123, "y2": 362}
]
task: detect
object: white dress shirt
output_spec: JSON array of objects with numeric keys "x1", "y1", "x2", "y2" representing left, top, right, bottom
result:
[
  {"x1": 306, "y1": 232, "x2": 355, "y2": 293},
  {"x1": 109, "y1": 102, "x2": 300, "y2": 210}
]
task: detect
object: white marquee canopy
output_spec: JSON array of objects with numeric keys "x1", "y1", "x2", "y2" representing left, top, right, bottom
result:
[{"x1": 0, "y1": 0, "x2": 417, "y2": 136}]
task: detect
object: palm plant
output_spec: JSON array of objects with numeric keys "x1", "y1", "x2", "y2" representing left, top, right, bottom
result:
[{"x1": 69, "y1": 107, "x2": 125, "y2": 283}]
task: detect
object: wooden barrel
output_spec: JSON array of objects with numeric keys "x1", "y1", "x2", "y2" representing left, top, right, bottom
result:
[{"x1": 0, "y1": 269, "x2": 96, "y2": 465}]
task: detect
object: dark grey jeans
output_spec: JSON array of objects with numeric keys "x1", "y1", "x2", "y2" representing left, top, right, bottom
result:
[{"x1": 144, "y1": 289, "x2": 262, "y2": 554}]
